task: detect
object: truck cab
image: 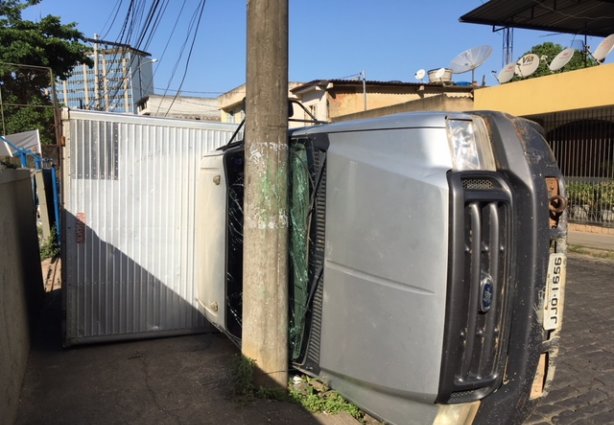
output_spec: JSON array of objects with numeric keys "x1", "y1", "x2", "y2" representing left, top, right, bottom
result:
[{"x1": 195, "y1": 111, "x2": 567, "y2": 425}]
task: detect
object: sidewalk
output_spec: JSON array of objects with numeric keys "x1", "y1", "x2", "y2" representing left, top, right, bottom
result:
[
  {"x1": 15, "y1": 279, "x2": 362, "y2": 425},
  {"x1": 568, "y1": 230, "x2": 614, "y2": 252}
]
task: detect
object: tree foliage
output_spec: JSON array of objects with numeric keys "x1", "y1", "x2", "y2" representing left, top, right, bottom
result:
[
  {"x1": 518, "y1": 42, "x2": 597, "y2": 80},
  {"x1": 0, "y1": 0, "x2": 91, "y2": 144}
]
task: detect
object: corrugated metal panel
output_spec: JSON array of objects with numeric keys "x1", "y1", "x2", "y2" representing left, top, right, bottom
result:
[
  {"x1": 62, "y1": 110, "x2": 237, "y2": 345},
  {"x1": 460, "y1": 0, "x2": 614, "y2": 37}
]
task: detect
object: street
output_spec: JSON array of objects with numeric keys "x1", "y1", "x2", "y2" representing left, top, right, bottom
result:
[{"x1": 525, "y1": 254, "x2": 614, "y2": 425}]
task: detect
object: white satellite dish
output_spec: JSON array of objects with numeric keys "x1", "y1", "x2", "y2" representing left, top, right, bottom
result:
[
  {"x1": 415, "y1": 68, "x2": 426, "y2": 82},
  {"x1": 434, "y1": 67, "x2": 446, "y2": 80},
  {"x1": 497, "y1": 63, "x2": 516, "y2": 83},
  {"x1": 450, "y1": 45, "x2": 493, "y2": 74},
  {"x1": 515, "y1": 53, "x2": 540, "y2": 78},
  {"x1": 592, "y1": 33, "x2": 614, "y2": 62},
  {"x1": 549, "y1": 47, "x2": 576, "y2": 71},
  {"x1": 450, "y1": 45, "x2": 493, "y2": 83}
]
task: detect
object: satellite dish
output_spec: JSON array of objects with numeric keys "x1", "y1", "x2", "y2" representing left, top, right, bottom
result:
[
  {"x1": 497, "y1": 63, "x2": 516, "y2": 83},
  {"x1": 450, "y1": 45, "x2": 493, "y2": 74},
  {"x1": 515, "y1": 53, "x2": 540, "y2": 78},
  {"x1": 549, "y1": 47, "x2": 575, "y2": 71},
  {"x1": 415, "y1": 68, "x2": 426, "y2": 81},
  {"x1": 592, "y1": 33, "x2": 614, "y2": 62},
  {"x1": 450, "y1": 45, "x2": 492, "y2": 84},
  {"x1": 434, "y1": 67, "x2": 446, "y2": 80}
]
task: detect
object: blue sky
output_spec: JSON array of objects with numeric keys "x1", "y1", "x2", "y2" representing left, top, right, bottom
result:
[{"x1": 23, "y1": 0, "x2": 614, "y2": 96}]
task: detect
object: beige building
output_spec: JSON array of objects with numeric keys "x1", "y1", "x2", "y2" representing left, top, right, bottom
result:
[
  {"x1": 290, "y1": 79, "x2": 474, "y2": 123},
  {"x1": 218, "y1": 80, "x2": 474, "y2": 127},
  {"x1": 137, "y1": 94, "x2": 220, "y2": 121},
  {"x1": 218, "y1": 83, "x2": 303, "y2": 126}
]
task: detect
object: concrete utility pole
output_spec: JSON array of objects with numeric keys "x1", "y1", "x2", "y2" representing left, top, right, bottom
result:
[{"x1": 242, "y1": 0, "x2": 289, "y2": 387}]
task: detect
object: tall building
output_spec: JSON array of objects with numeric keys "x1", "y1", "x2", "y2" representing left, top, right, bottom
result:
[{"x1": 56, "y1": 37, "x2": 155, "y2": 113}]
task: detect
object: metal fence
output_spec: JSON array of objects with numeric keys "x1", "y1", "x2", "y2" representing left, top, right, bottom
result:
[
  {"x1": 62, "y1": 110, "x2": 237, "y2": 345},
  {"x1": 529, "y1": 107, "x2": 614, "y2": 227}
]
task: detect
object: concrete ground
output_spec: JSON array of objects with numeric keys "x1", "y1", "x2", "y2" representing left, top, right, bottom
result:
[
  {"x1": 15, "y1": 275, "x2": 360, "y2": 425},
  {"x1": 568, "y1": 230, "x2": 614, "y2": 252},
  {"x1": 15, "y1": 262, "x2": 366, "y2": 425},
  {"x1": 15, "y1": 230, "x2": 614, "y2": 425}
]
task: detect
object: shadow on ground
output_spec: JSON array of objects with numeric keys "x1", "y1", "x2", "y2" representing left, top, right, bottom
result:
[{"x1": 15, "y1": 289, "x2": 335, "y2": 425}]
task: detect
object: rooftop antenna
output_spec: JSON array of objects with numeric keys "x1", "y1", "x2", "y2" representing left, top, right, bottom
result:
[
  {"x1": 569, "y1": 35, "x2": 590, "y2": 66},
  {"x1": 549, "y1": 47, "x2": 575, "y2": 72},
  {"x1": 414, "y1": 68, "x2": 426, "y2": 82},
  {"x1": 515, "y1": 53, "x2": 540, "y2": 78},
  {"x1": 450, "y1": 45, "x2": 493, "y2": 84}
]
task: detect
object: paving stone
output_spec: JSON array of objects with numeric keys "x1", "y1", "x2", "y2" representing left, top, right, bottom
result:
[
  {"x1": 580, "y1": 409, "x2": 614, "y2": 425},
  {"x1": 525, "y1": 256, "x2": 614, "y2": 425},
  {"x1": 560, "y1": 388, "x2": 609, "y2": 409}
]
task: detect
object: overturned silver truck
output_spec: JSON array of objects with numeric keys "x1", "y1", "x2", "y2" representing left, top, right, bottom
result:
[{"x1": 195, "y1": 111, "x2": 567, "y2": 425}]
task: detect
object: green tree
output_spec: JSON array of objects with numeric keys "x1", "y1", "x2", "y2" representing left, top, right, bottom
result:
[
  {"x1": 0, "y1": 0, "x2": 92, "y2": 144},
  {"x1": 517, "y1": 41, "x2": 597, "y2": 80}
]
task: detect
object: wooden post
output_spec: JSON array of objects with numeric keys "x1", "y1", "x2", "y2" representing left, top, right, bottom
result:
[{"x1": 242, "y1": 0, "x2": 289, "y2": 387}]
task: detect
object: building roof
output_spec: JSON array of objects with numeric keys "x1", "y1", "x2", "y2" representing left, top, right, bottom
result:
[
  {"x1": 83, "y1": 37, "x2": 152, "y2": 57},
  {"x1": 460, "y1": 0, "x2": 614, "y2": 37},
  {"x1": 290, "y1": 79, "x2": 474, "y2": 94}
]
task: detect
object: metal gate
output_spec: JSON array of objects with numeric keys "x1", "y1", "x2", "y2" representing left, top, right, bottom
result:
[
  {"x1": 61, "y1": 110, "x2": 237, "y2": 345},
  {"x1": 529, "y1": 107, "x2": 614, "y2": 227}
]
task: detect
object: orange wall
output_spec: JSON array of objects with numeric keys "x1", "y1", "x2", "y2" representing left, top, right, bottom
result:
[{"x1": 473, "y1": 63, "x2": 614, "y2": 116}]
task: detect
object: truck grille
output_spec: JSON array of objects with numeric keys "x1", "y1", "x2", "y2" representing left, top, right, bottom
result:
[
  {"x1": 292, "y1": 137, "x2": 328, "y2": 373},
  {"x1": 438, "y1": 173, "x2": 513, "y2": 403},
  {"x1": 305, "y1": 149, "x2": 327, "y2": 368},
  {"x1": 460, "y1": 201, "x2": 509, "y2": 380}
]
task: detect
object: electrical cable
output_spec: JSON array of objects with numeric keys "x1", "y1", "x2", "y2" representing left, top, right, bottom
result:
[
  {"x1": 82, "y1": 0, "x2": 209, "y2": 115},
  {"x1": 101, "y1": 0, "x2": 169, "y2": 111},
  {"x1": 163, "y1": 0, "x2": 207, "y2": 117},
  {"x1": 155, "y1": 0, "x2": 206, "y2": 116},
  {"x1": 100, "y1": 0, "x2": 124, "y2": 40}
]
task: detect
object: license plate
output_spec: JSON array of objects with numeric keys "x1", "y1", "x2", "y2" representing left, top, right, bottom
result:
[{"x1": 543, "y1": 253, "x2": 566, "y2": 331}]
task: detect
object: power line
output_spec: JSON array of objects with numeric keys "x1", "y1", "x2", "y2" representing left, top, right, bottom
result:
[
  {"x1": 163, "y1": 0, "x2": 207, "y2": 117},
  {"x1": 89, "y1": 0, "x2": 169, "y2": 111},
  {"x1": 154, "y1": 87, "x2": 232, "y2": 95},
  {"x1": 100, "y1": 0, "x2": 124, "y2": 40},
  {"x1": 82, "y1": 0, "x2": 211, "y2": 115},
  {"x1": 155, "y1": 0, "x2": 207, "y2": 116}
]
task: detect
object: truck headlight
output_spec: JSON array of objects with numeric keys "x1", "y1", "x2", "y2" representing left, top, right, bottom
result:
[{"x1": 446, "y1": 117, "x2": 496, "y2": 171}]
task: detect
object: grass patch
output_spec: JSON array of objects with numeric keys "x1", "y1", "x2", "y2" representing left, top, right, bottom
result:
[
  {"x1": 289, "y1": 375, "x2": 363, "y2": 420},
  {"x1": 230, "y1": 356, "x2": 364, "y2": 420},
  {"x1": 230, "y1": 355, "x2": 287, "y2": 402},
  {"x1": 568, "y1": 245, "x2": 614, "y2": 261},
  {"x1": 40, "y1": 226, "x2": 60, "y2": 260}
]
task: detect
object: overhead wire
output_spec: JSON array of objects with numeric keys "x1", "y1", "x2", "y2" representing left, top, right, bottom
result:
[
  {"x1": 87, "y1": 0, "x2": 135, "y2": 110},
  {"x1": 156, "y1": 0, "x2": 207, "y2": 116},
  {"x1": 104, "y1": 0, "x2": 170, "y2": 111},
  {"x1": 151, "y1": 0, "x2": 187, "y2": 84},
  {"x1": 100, "y1": 0, "x2": 124, "y2": 40},
  {"x1": 85, "y1": 0, "x2": 211, "y2": 114}
]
